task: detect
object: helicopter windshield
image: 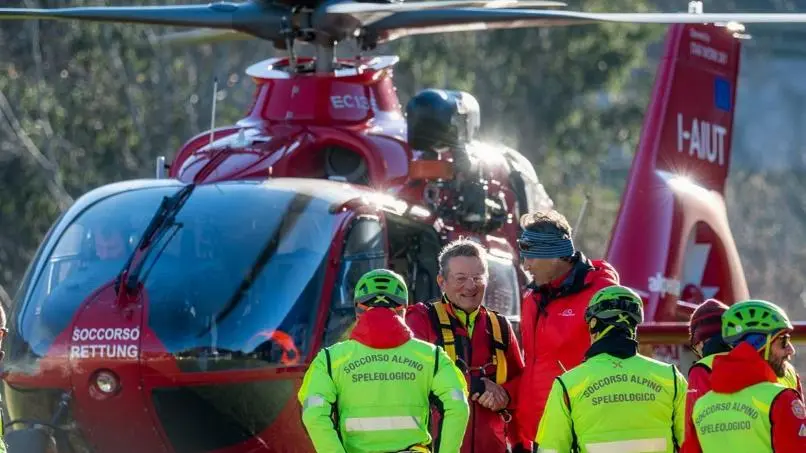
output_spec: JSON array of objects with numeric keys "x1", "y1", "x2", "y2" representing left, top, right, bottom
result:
[{"x1": 17, "y1": 182, "x2": 337, "y2": 370}]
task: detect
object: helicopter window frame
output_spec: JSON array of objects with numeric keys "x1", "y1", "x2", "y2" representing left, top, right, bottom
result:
[{"x1": 323, "y1": 214, "x2": 387, "y2": 347}]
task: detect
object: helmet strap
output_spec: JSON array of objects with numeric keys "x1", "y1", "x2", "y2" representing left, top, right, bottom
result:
[
  {"x1": 763, "y1": 333, "x2": 775, "y2": 361},
  {"x1": 589, "y1": 315, "x2": 637, "y2": 343},
  {"x1": 591, "y1": 324, "x2": 615, "y2": 343}
]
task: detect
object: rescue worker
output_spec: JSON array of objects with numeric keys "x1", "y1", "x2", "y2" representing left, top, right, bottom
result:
[
  {"x1": 406, "y1": 238, "x2": 526, "y2": 453},
  {"x1": 535, "y1": 285, "x2": 687, "y2": 452},
  {"x1": 682, "y1": 299, "x2": 805, "y2": 453},
  {"x1": 690, "y1": 299, "x2": 806, "y2": 452},
  {"x1": 681, "y1": 299, "x2": 733, "y2": 453},
  {"x1": 515, "y1": 210, "x2": 619, "y2": 449},
  {"x1": 298, "y1": 269, "x2": 470, "y2": 453}
]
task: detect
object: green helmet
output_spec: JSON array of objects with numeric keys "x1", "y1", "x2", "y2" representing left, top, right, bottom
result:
[
  {"x1": 585, "y1": 285, "x2": 645, "y2": 329},
  {"x1": 722, "y1": 299, "x2": 793, "y2": 346},
  {"x1": 354, "y1": 269, "x2": 409, "y2": 308}
]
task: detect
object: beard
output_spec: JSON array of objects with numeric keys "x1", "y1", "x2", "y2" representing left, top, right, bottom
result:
[{"x1": 769, "y1": 356, "x2": 787, "y2": 378}]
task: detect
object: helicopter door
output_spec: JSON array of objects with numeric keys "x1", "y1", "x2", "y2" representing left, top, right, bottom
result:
[{"x1": 323, "y1": 215, "x2": 388, "y2": 346}]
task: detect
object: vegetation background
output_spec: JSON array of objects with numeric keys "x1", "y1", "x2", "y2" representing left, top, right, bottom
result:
[{"x1": 2, "y1": 0, "x2": 806, "y2": 378}]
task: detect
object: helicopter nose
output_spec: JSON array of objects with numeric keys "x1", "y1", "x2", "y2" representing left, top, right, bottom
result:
[
  {"x1": 57, "y1": 283, "x2": 315, "y2": 453},
  {"x1": 143, "y1": 373, "x2": 308, "y2": 452}
]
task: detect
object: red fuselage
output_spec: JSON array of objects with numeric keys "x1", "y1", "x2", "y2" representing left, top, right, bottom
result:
[{"x1": 4, "y1": 56, "x2": 540, "y2": 453}]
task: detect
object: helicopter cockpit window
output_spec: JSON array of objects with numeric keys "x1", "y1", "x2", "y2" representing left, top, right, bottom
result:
[
  {"x1": 323, "y1": 216, "x2": 386, "y2": 346},
  {"x1": 140, "y1": 186, "x2": 336, "y2": 372},
  {"x1": 15, "y1": 184, "x2": 338, "y2": 371},
  {"x1": 19, "y1": 188, "x2": 176, "y2": 357}
]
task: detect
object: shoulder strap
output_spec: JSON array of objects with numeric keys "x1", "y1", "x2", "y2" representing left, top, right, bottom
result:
[
  {"x1": 427, "y1": 302, "x2": 458, "y2": 364},
  {"x1": 555, "y1": 376, "x2": 579, "y2": 453},
  {"x1": 487, "y1": 310, "x2": 509, "y2": 385},
  {"x1": 670, "y1": 364, "x2": 680, "y2": 451}
]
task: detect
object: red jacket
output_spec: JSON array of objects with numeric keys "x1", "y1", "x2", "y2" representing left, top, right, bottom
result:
[
  {"x1": 685, "y1": 342, "x2": 806, "y2": 453},
  {"x1": 515, "y1": 253, "x2": 619, "y2": 446},
  {"x1": 405, "y1": 298, "x2": 525, "y2": 453},
  {"x1": 680, "y1": 363, "x2": 714, "y2": 453},
  {"x1": 682, "y1": 354, "x2": 805, "y2": 453}
]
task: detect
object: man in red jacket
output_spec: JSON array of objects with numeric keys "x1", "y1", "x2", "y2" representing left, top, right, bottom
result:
[
  {"x1": 689, "y1": 299, "x2": 806, "y2": 452},
  {"x1": 681, "y1": 299, "x2": 733, "y2": 453},
  {"x1": 405, "y1": 238, "x2": 525, "y2": 453},
  {"x1": 514, "y1": 210, "x2": 619, "y2": 449}
]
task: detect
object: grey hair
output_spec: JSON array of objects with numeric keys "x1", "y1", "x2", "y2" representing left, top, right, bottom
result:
[{"x1": 438, "y1": 238, "x2": 489, "y2": 278}]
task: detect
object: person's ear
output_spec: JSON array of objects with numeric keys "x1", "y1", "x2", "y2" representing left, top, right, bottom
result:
[{"x1": 437, "y1": 274, "x2": 446, "y2": 291}]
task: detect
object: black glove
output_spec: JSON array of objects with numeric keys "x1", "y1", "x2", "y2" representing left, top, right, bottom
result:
[
  {"x1": 510, "y1": 444, "x2": 532, "y2": 453},
  {"x1": 470, "y1": 375, "x2": 486, "y2": 397}
]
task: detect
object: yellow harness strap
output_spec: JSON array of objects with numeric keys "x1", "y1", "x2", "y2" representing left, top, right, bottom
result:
[
  {"x1": 488, "y1": 312, "x2": 508, "y2": 385},
  {"x1": 432, "y1": 301, "x2": 508, "y2": 384},
  {"x1": 433, "y1": 302, "x2": 457, "y2": 363}
]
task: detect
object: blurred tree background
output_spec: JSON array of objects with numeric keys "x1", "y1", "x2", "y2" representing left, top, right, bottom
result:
[{"x1": 2, "y1": 0, "x2": 806, "y2": 374}]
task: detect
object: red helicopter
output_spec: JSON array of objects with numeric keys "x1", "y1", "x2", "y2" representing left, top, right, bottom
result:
[{"x1": 2, "y1": 1, "x2": 806, "y2": 452}]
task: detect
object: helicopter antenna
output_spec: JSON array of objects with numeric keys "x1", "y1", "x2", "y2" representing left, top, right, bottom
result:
[
  {"x1": 209, "y1": 76, "x2": 219, "y2": 146},
  {"x1": 571, "y1": 190, "x2": 591, "y2": 241},
  {"x1": 281, "y1": 16, "x2": 298, "y2": 72}
]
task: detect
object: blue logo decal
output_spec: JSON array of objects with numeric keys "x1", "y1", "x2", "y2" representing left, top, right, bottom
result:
[{"x1": 714, "y1": 77, "x2": 732, "y2": 112}]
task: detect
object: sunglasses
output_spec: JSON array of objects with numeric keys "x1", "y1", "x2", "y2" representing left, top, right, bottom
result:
[{"x1": 776, "y1": 334, "x2": 792, "y2": 349}]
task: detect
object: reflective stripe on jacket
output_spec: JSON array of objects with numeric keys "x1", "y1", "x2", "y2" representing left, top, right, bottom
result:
[{"x1": 298, "y1": 337, "x2": 470, "y2": 453}]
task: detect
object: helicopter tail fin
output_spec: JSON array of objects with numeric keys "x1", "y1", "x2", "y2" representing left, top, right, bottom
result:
[
  {"x1": 650, "y1": 23, "x2": 740, "y2": 194},
  {"x1": 605, "y1": 23, "x2": 749, "y2": 330}
]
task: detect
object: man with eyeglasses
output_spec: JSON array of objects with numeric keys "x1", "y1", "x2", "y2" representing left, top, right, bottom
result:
[
  {"x1": 689, "y1": 299, "x2": 806, "y2": 453},
  {"x1": 513, "y1": 210, "x2": 619, "y2": 450},
  {"x1": 405, "y1": 238, "x2": 526, "y2": 453}
]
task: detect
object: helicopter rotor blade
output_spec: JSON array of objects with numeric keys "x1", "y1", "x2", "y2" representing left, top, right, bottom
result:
[
  {"x1": 155, "y1": 29, "x2": 256, "y2": 46},
  {"x1": 362, "y1": 9, "x2": 806, "y2": 45},
  {"x1": 0, "y1": 1, "x2": 291, "y2": 42},
  {"x1": 324, "y1": 0, "x2": 567, "y2": 14},
  {"x1": 322, "y1": 0, "x2": 567, "y2": 27}
]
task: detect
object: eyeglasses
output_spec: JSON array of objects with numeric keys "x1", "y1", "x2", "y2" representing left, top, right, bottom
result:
[
  {"x1": 776, "y1": 334, "x2": 792, "y2": 349},
  {"x1": 449, "y1": 274, "x2": 487, "y2": 286}
]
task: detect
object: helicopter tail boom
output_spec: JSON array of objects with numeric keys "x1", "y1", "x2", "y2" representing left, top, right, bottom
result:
[{"x1": 606, "y1": 23, "x2": 749, "y2": 363}]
